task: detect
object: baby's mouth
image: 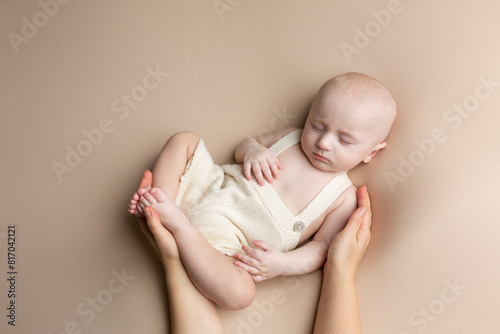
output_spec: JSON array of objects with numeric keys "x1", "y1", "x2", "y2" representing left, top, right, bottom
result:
[{"x1": 313, "y1": 153, "x2": 329, "y2": 162}]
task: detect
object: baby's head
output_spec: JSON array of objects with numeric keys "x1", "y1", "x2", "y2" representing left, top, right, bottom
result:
[{"x1": 301, "y1": 72, "x2": 396, "y2": 173}]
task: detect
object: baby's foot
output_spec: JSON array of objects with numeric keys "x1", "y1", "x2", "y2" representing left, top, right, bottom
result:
[
  {"x1": 140, "y1": 207, "x2": 181, "y2": 264},
  {"x1": 128, "y1": 170, "x2": 153, "y2": 217},
  {"x1": 138, "y1": 187, "x2": 188, "y2": 232}
]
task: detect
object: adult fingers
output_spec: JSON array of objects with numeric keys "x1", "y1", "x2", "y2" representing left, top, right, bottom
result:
[
  {"x1": 138, "y1": 216, "x2": 162, "y2": 259},
  {"x1": 357, "y1": 213, "x2": 372, "y2": 247},
  {"x1": 143, "y1": 207, "x2": 169, "y2": 240},
  {"x1": 357, "y1": 185, "x2": 371, "y2": 214},
  {"x1": 138, "y1": 216, "x2": 155, "y2": 245},
  {"x1": 341, "y1": 207, "x2": 367, "y2": 240},
  {"x1": 356, "y1": 186, "x2": 373, "y2": 237}
]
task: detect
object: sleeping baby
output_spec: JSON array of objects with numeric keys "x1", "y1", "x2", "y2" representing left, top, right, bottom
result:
[{"x1": 128, "y1": 72, "x2": 396, "y2": 310}]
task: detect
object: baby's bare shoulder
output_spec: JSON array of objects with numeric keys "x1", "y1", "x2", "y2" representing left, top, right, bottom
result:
[
  {"x1": 328, "y1": 184, "x2": 357, "y2": 216},
  {"x1": 311, "y1": 185, "x2": 358, "y2": 243}
]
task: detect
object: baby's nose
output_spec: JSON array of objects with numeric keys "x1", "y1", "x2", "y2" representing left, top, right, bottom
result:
[{"x1": 316, "y1": 136, "x2": 334, "y2": 150}]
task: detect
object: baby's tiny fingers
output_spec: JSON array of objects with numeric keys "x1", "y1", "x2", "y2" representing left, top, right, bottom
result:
[
  {"x1": 242, "y1": 245, "x2": 263, "y2": 261},
  {"x1": 234, "y1": 251, "x2": 258, "y2": 267},
  {"x1": 243, "y1": 162, "x2": 253, "y2": 181},
  {"x1": 252, "y1": 275, "x2": 265, "y2": 283},
  {"x1": 250, "y1": 161, "x2": 265, "y2": 185},
  {"x1": 259, "y1": 163, "x2": 274, "y2": 184},
  {"x1": 268, "y1": 160, "x2": 280, "y2": 179},
  {"x1": 234, "y1": 260, "x2": 260, "y2": 275},
  {"x1": 252, "y1": 239, "x2": 274, "y2": 252},
  {"x1": 266, "y1": 155, "x2": 280, "y2": 173}
]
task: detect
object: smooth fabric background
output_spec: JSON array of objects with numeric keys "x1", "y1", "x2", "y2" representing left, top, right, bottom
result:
[{"x1": 1, "y1": 1, "x2": 499, "y2": 333}]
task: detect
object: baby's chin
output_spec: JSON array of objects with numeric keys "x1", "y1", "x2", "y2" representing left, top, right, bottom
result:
[{"x1": 307, "y1": 155, "x2": 338, "y2": 172}]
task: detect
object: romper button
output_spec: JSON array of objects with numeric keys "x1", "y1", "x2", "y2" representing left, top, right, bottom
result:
[{"x1": 293, "y1": 221, "x2": 305, "y2": 232}]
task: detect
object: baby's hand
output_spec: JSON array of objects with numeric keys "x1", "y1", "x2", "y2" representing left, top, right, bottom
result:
[
  {"x1": 242, "y1": 142, "x2": 281, "y2": 186},
  {"x1": 234, "y1": 240, "x2": 287, "y2": 282}
]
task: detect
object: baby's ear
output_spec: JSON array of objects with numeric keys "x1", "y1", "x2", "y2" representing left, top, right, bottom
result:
[{"x1": 363, "y1": 142, "x2": 387, "y2": 163}]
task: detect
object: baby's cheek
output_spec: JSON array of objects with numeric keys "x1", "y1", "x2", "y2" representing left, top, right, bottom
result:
[{"x1": 347, "y1": 151, "x2": 366, "y2": 167}]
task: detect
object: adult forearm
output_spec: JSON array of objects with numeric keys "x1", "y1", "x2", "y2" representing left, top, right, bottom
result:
[
  {"x1": 165, "y1": 261, "x2": 225, "y2": 334},
  {"x1": 313, "y1": 264, "x2": 362, "y2": 334}
]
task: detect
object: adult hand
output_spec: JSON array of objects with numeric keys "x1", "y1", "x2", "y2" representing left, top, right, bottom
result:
[
  {"x1": 325, "y1": 185, "x2": 372, "y2": 281},
  {"x1": 138, "y1": 206, "x2": 181, "y2": 267}
]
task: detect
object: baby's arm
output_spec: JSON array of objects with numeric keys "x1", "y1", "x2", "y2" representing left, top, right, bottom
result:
[
  {"x1": 234, "y1": 186, "x2": 358, "y2": 281},
  {"x1": 235, "y1": 127, "x2": 297, "y2": 186}
]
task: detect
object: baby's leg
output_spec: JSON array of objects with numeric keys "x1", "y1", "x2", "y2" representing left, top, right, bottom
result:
[
  {"x1": 151, "y1": 131, "x2": 199, "y2": 201},
  {"x1": 128, "y1": 131, "x2": 199, "y2": 216},
  {"x1": 139, "y1": 188, "x2": 256, "y2": 311},
  {"x1": 140, "y1": 208, "x2": 224, "y2": 334}
]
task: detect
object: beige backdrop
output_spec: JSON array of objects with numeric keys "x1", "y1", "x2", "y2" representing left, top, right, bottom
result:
[{"x1": 1, "y1": 1, "x2": 499, "y2": 333}]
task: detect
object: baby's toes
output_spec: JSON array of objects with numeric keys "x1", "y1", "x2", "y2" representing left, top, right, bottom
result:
[
  {"x1": 129, "y1": 197, "x2": 139, "y2": 207},
  {"x1": 149, "y1": 187, "x2": 169, "y2": 203},
  {"x1": 139, "y1": 195, "x2": 152, "y2": 207},
  {"x1": 143, "y1": 192, "x2": 158, "y2": 206}
]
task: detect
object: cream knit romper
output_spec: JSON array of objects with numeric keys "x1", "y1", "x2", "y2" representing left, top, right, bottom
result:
[{"x1": 175, "y1": 129, "x2": 352, "y2": 256}]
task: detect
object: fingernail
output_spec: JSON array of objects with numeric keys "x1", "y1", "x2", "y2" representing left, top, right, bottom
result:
[{"x1": 358, "y1": 207, "x2": 367, "y2": 217}]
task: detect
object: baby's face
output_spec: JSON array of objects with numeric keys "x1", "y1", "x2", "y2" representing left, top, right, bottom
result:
[{"x1": 301, "y1": 85, "x2": 390, "y2": 174}]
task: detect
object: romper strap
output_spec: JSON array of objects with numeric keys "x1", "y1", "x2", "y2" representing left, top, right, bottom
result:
[
  {"x1": 295, "y1": 173, "x2": 352, "y2": 225},
  {"x1": 269, "y1": 129, "x2": 303, "y2": 156}
]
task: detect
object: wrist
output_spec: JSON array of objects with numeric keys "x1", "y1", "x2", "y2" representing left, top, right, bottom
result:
[
  {"x1": 235, "y1": 138, "x2": 258, "y2": 163},
  {"x1": 281, "y1": 252, "x2": 294, "y2": 276},
  {"x1": 323, "y1": 261, "x2": 356, "y2": 285}
]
